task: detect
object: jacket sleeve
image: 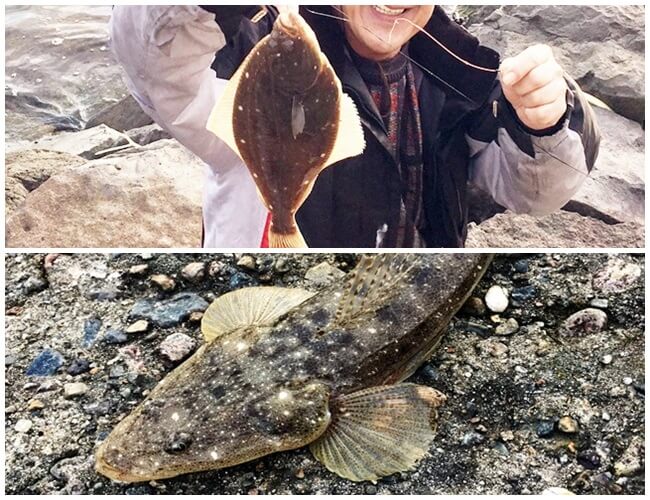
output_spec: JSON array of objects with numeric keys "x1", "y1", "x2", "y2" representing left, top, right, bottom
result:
[
  {"x1": 466, "y1": 77, "x2": 601, "y2": 216},
  {"x1": 108, "y1": 5, "x2": 245, "y2": 170}
]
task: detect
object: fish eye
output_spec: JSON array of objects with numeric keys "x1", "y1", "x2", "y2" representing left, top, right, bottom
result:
[{"x1": 165, "y1": 432, "x2": 193, "y2": 454}]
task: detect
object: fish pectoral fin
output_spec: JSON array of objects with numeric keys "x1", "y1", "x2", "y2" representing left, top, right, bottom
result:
[
  {"x1": 201, "y1": 286, "x2": 316, "y2": 342},
  {"x1": 291, "y1": 96, "x2": 306, "y2": 139},
  {"x1": 334, "y1": 255, "x2": 420, "y2": 326},
  {"x1": 309, "y1": 383, "x2": 446, "y2": 482},
  {"x1": 323, "y1": 92, "x2": 366, "y2": 167}
]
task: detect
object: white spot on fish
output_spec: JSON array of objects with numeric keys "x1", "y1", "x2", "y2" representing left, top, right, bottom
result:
[
  {"x1": 368, "y1": 327, "x2": 377, "y2": 334},
  {"x1": 211, "y1": 451, "x2": 219, "y2": 460},
  {"x1": 278, "y1": 390, "x2": 290, "y2": 401},
  {"x1": 238, "y1": 105, "x2": 244, "y2": 111},
  {"x1": 236, "y1": 341, "x2": 247, "y2": 351},
  {"x1": 245, "y1": 72, "x2": 250, "y2": 79},
  {"x1": 240, "y1": 139, "x2": 246, "y2": 144},
  {"x1": 171, "y1": 412, "x2": 179, "y2": 422},
  {"x1": 253, "y1": 173, "x2": 258, "y2": 178}
]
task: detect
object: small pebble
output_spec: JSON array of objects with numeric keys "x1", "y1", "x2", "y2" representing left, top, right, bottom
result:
[
  {"x1": 181, "y1": 262, "x2": 206, "y2": 282},
  {"x1": 23, "y1": 276, "x2": 47, "y2": 294},
  {"x1": 189, "y1": 311, "x2": 204, "y2": 322},
  {"x1": 126, "y1": 320, "x2": 149, "y2": 334},
  {"x1": 511, "y1": 285, "x2": 537, "y2": 302},
  {"x1": 513, "y1": 259, "x2": 529, "y2": 273},
  {"x1": 485, "y1": 285, "x2": 508, "y2": 313},
  {"x1": 613, "y1": 436, "x2": 643, "y2": 476},
  {"x1": 159, "y1": 333, "x2": 197, "y2": 362},
  {"x1": 305, "y1": 262, "x2": 346, "y2": 287},
  {"x1": 577, "y1": 449, "x2": 601, "y2": 470},
  {"x1": 558, "y1": 416, "x2": 579, "y2": 434},
  {"x1": 150, "y1": 274, "x2": 176, "y2": 291},
  {"x1": 500, "y1": 430, "x2": 514, "y2": 442},
  {"x1": 365, "y1": 485, "x2": 377, "y2": 495},
  {"x1": 589, "y1": 298, "x2": 609, "y2": 309},
  {"x1": 128, "y1": 264, "x2": 149, "y2": 275},
  {"x1": 274, "y1": 258, "x2": 290, "y2": 273},
  {"x1": 27, "y1": 399, "x2": 45, "y2": 411},
  {"x1": 601, "y1": 354, "x2": 613, "y2": 365},
  {"x1": 601, "y1": 411, "x2": 611, "y2": 421},
  {"x1": 109, "y1": 365, "x2": 126, "y2": 378},
  {"x1": 560, "y1": 308, "x2": 608, "y2": 337},
  {"x1": 5, "y1": 354, "x2": 17, "y2": 366},
  {"x1": 64, "y1": 382, "x2": 89, "y2": 399},
  {"x1": 461, "y1": 296, "x2": 486, "y2": 316},
  {"x1": 237, "y1": 255, "x2": 257, "y2": 271},
  {"x1": 294, "y1": 468, "x2": 305, "y2": 479},
  {"x1": 461, "y1": 431, "x2": 485, "y2": 447},
  {"x1": 64, "y1": 358, "x2": 90, "y2": 376},
  {"x1": 25, "y1": 349, "x2": 64, "y2": 376},
  {"x1": 537, "y1": 419, "x2": 555, "y2": 437},
  {"x1": 495, "y1": 318, "x2": 519, "y2": 336},
  {"x1": 6, "y1": 405, "x2": 18, "y2": 414},
  {"x1": 15, "y1": 419, "x2": 33, "y2": 433},
  {"x1": 104, "y1": 329, "x2": 128, "y2": 344},
  {"x1": 623, "y1": 377, "x2": 633, "y2": 385},
  {"x1": 83, "y1": 317, "x2": 102, "y2": 347}
]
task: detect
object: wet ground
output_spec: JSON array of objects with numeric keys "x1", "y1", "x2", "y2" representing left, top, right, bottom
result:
[{"x1": 4, "y1": 253, "x2": 645, "y2": 494}]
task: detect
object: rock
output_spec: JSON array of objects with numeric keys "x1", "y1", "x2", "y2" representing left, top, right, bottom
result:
[
  {"x1": 590, "y1": 298, "x2": 609, "y2": 309},
  {"x1": 461, "y1": 431, "x2": 485, "y2": 447},
  {"x1": 126, "y1": 123, "x2": 171, "y2": 146},
  {"x1": 129, "y1": 292, "x2": 209, "y2": 328},
  {"x1": 623, "y1": 377, "x2": 633, "y2": 385},
  {"x1": 109, "y1": 365, "x2": 126, "y2": 379},
  {"x1": 125, "y1": 320, "x2": 149, "y2": 334},
  {"x1": 558, "y1": 416, "x2": 579, "y2": 433},
  {"x1": 513, "y1": 259, "x2": 529, "y2": 273},
  {"x1": 305, "y1": 262, "x2": 346, "y2": 287},
  {"x1": 67, "y1": 358, "x2": 91, "y2": 376},
  {"x1": 237, "y1": 255, "x2": 257, "y2": 271},
  {"x1": 15, "y1": 419, "x2": 33, "y2": 433},
  {"x1": 229, "y1": 272, "x2": 256, "y2": 289},
  {"x1": 593, "y1": 258, "x2": 642, "y2": 293},
  {"x1": 64, "y1": 382, "x2": 89, "y2": 398},
  {"x1": 477, "y1": 338, "x2": 509, "y2": 357},
  {"x1": 87, "y1": 287, "x2": 119, "y2": 301},
  {"x1": 30, "y1": 125, "x2": 132, "y2": 159},
  {"x1": 128, "y1": 264, "x2": 149, "y2": 276},
  {"x1": 461, "y1": 296, "x2": 486, "y2": 316},
  {"x1": 510, "y1": 285, "x2": 537, "y2": 302},
  {"x1": 500, "y1": 430, "x2": 515, "y2": 442},
  {"x1": 5, "y1": 355, "x2": 17, "y2": 366},
  {"x1": 6, "y1": 140, "x2": 204, "y2": 248},
  {"x1": 294, "y1": 468, "x2": 305, "y2": 479},
  {"x1": 103, "y1": 329, "x2": 128, "y2": 344},
  {"x1": 5, "y1": 149, "x2": 85, "y2": 215},
  {"x1": 365, "y1": 485, "x2": 377, "y2": 495},
  {"x1": 274, "y1": 258, "x2": 290, "y2": 273},
  {"x1": 150, "y1": 274, "x2": 176, "y2": 291},
  {"x1": 26, "y1": 348, "x2": 64, "y2": 376},
  {"x1": 560, "y1": 308, "x2": 608, "y2": 336},
  {"x1": 466, "y1": 211, "x2": 643, "y2": 248},
  {"x1": 601, "y1": 354, "x2": 613, "y2": 365},
  {"x1": 85, "y1": 94, "x2": 153, "y2": 131},
  {"x1": 82, "y1": 317, "x2": 102, "y2": 348},
  {"x1": 159, "y1": 333, "x2": 197, "y2": 362},
  {"x1": 188, "y1": 311, "x2": 203, "y2": 323},
  {"x1": 23, "y1": 276, "x2": 47, "y2": 295},
  {"x1": 181, "y1": 262, "x2": 206, "y2": 282},
  {"x1": 613, "y1": 436, "x2": 643, "y2": 476},
  {"x1": 536, "y1": 419, "x2": 555, "y2": 437},
  {"x1": 485, "y1": 285, "x2": 508, "y2": 313},
  {"x1": 466, "y1": 6, "x2": 644, "y2": 124},
  {"x1": 495, "y1": 318, "x2": 519, "y2": 336},
  {"x1": 27, "y1": 399, "x2": 45, "y2": 411},
  {"x1": 83, "y1": 400, "x2": 112, "y2": 417},
  {"x1": 577, "y1": 449, "x2": 601, "y2": 470}
]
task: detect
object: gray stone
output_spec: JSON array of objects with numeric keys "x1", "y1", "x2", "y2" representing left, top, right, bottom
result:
[
  {"x1": 25, "y1": 348, "x2": 64, "y2": 376},
  {"x1": 305, "y1": 262, "x2": 346, "y2": 287},
  {"x1": 590, "y1": 298, "x2": 609, "y2": 309},
  {"x1": 237, "y1": 255, "x2": 257, "y2": 271},
  {"x1": 64, "y1": 382, "x2": 89, "y2": 398},
  {"x1": 6, "y1": 140, "x2": 204, "y2": 248},
  {"x1": 129, "y1": 292, "x2": 209, "y2": 328},
  {"x1": 560, "y1": 308, "x2": 608, "y2": 336},
  {"x1": 85, "y1": 94, "x2": 153, "y2": 131},
  {"x1": 22, "y1": 124, "x2": 130, "y2": 160},
  {"x1": 181, "y1": 262, "x2": 206, "y2": 282},
  {"x1": 593, "y1": 258, "x2": 643, "y2": 294},
  {"x1": 159, "y1": 333, "x2": 197, "y2": 362},
  {"x1": 613, "y1": 436, "x2": 644, "y2": 476},
  {"x1": 150, "y1": 274, "x2": 176, "y2": 291},
  {"x1": 126, "y1": 123, "x2": 171, "y2": 146},
  {"x1": 495, "y1": 318, "x2": 519, "y2": 336},
  {"x1": 103, "y1": 329, "x2": 128, "y2": 344}
]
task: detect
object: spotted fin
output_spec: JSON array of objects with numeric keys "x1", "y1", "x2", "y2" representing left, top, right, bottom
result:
[
  {"x1": 201, "y1": 286, "x2": 316, "y2": 342},
  {"x1": 309, "y1": 383, "x2": 446, "y2": 482},
  {"x1": 334, "y1": 254, "x2": 419, "y2": 326},
  {"x1": 322, "y1": 92, "x2": 366, "y2": 168}
]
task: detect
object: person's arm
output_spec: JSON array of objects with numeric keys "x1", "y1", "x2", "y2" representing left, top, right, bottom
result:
[{"x1": 467, "y1": 47, "x2": 600, "y2": 216}]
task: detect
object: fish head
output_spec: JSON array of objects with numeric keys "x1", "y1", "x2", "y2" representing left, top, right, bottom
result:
[
  {"x1": 95, "y1": 344, "x2": 333, "y2": 482},
  {"x1": 267, "y1": 11, "x2": 328, "y2": 93}
]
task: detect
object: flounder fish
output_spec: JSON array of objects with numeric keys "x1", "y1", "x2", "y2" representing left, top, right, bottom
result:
[
  {"x1": 207, "y1": 11, "x2": 365, "y2": 248},
  {"x1": 95, "y1": 254, "x2": 492, "y2": 483}
]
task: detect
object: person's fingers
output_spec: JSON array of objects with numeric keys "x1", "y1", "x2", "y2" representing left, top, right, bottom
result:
[
  {"x1": 508, "y1": 59, "x2": 564, "y2": 97},
  {"x1": 517, "y1": 98, "x2": 567, "y2": 130},
  {"x1": 500, "y1": 44, "x2": 554, "y2": 86},
  {"x1": 509, "y1": 77, "x2": 567, "y2": 110}
]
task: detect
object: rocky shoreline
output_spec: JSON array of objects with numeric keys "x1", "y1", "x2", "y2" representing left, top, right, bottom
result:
[
  {"x1": 4, "y1": 6, "x2": 645, "y2": 248},
  {"x1": 5, "y1": 253, "x2": 645, "y2": 494}
]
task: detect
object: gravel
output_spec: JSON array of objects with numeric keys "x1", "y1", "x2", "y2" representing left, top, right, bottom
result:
[{"x1": 4, "y1": 253, "x2": 645, "y2": 494}]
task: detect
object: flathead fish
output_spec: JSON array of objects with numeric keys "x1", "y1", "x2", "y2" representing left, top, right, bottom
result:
[
  {"x1": 96, "y1": 254, "x2": 492, "y2": 483},
  {"x1": 207, "y1": 11, "x2": 365, "y2": 248}
]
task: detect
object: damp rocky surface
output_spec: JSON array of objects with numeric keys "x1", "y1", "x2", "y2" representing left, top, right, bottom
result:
[{"x1": 4, "y1": 253, "x2": 645, "y2": 494}]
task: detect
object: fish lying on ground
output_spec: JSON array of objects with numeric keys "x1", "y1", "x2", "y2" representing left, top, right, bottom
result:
[
  {"x1": 207, "y1": 10, "x2": 365, "y2": 248},
  {"x1": 95, "y1": 254, "x2": 492, "y2": 483}
]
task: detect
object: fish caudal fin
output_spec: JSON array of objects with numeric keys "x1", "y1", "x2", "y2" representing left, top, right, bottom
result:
[
  {"x1": 268, "y1": 228, "x2": 308, "y2": 248},
  {"x1": 323, "y1": 92, "x2": 366, "y2": 168},
  {"x1": 201, "y1": 286, "x2": 316, "y2": 342},
  {"x1": 309, "y1": 383, "x2": 446, "y2": 482}
]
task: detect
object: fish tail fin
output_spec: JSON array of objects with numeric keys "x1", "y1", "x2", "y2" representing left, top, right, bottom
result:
[{"x1": 268, "y1": 228, "x2": 308, "y2": 248}]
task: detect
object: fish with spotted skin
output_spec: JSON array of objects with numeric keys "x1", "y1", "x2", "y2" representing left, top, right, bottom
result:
[
  {"x1": 206, "y1": 10, "x2": 365, "y2": 248},
  {"x1": 95, "y1": 254, "x2": 492, "y2": 483}
]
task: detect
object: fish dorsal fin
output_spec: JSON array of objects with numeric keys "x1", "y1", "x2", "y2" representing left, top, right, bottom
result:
[
  {"x1": 309, "y1": 383, "x2": 446, "y2": 482},
  {"x1": 201, "y1": 286, "x2": 316, "y2": 342},
  {"x1": 334, "y1": 255, "x2": 419, "y2": 326},
  {"x1": 323, "y1": 91, "x2": 366, "y2": 168}
]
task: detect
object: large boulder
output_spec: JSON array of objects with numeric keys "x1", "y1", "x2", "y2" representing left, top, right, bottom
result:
[
  {"x1": 6, "y1": 140, "x2": 204, "y2": 248},
  {"x1": 466, "y1": 211, "x2": 644, "y2": 248},
  {"x1": 466, "y1": 5, "x2": 645, "y2": 124},
  {"x1": 5, "y1": 149, "x2": 86, "y2": 215},
  {"x1": 85, "y1": 95, "x2": 153, "y2": 132}
]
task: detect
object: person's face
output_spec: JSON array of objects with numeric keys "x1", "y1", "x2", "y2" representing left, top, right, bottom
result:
[{"x1": 340, "y1": 5, "x2": 435, "y2": 61}]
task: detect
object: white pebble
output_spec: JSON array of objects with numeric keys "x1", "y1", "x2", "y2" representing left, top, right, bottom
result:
[
  {"x1": 485, "y1": 285, "x2": 509, "y2": 313},
  {"x1": 623, "y1": 377, "x2": 633, "y2": 385},
  {"x1": 602, "y1": 354, "x2": 613, "y2": 365},
  {"x1": 15, "y1": 419, "x2": 32, "y2": 433}
]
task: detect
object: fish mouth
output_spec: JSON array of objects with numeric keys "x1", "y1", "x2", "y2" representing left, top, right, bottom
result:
[{"x1": 276, "y1": 10, "x2": 303, "y2": 37}]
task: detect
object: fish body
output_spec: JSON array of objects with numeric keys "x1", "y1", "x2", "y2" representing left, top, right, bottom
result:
[
  {"x1": 207, "y1": 12, "x2": 365, "y2": 247},
  {"x1": 96, "y1": 254, "x2": 492, "y2": 483}
]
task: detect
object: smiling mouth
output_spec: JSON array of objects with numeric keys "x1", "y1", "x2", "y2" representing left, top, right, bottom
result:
[{"x1": 373, "y1": 5, "x2": 407, "y2": 16}]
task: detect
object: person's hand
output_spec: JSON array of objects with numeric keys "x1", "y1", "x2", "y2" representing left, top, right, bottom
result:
[{"x1": 500, "y1": 44, "x2": 568, "y2": 131}]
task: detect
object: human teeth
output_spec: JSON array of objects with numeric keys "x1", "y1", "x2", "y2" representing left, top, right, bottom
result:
[{"x1": 373, "y1": 5, "x2": 406, "y2": 16}]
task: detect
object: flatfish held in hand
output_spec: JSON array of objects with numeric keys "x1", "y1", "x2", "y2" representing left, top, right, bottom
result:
[
  {"x1": 95, "y1": 254, "x2": 492, "y2": 483},
  {"x1": 207, "y1": 11, "x2": 365, "y2": 248}
]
